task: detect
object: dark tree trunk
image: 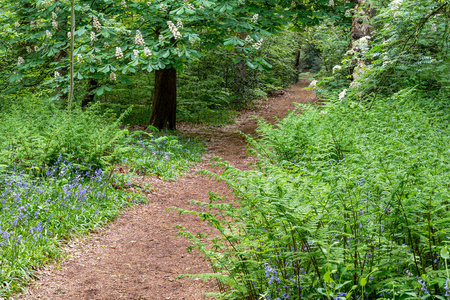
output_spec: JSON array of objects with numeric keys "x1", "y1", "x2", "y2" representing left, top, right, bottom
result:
[
  {"x1": 148, "y1": 67, "x2": 177, "y2": 130},
  {"x1": 81, "y1": 78, "x2": 98, "y2": 108}
]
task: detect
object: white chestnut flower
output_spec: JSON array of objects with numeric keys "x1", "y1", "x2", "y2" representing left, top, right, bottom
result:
[
  {"x1": 110, "y1": 72, "x2": 116, "y2": 80},
  {"x1": 329, "y1": 0, "x2": 334, "y2": 6},
  {"x1": 67, "y1": 31, "x2": 71, "y2": 39},
  {"x1": 14, "y1": 21, "x2": 20, "y2": 27},
  {"x1": 158, "y1": 34, "x2": 164, "y2": 42},
  {"x1": 167, "y1": 21, "x2": 181, "y2": 39},
  {"x1": 18, "y1": 57, "x2": 25, "y2": 66},
  {"x1": 309, "y1": 79, "x2": 317, "y2": 88},
  {"x1": 251, "y1": 13, "x2": 259, "y2": 23},
  {"x1": 159, "y1": 3, "x2": 168, "y2": 12},
  {"x1": 52, "y1": 20, "x2": 58, "y2": 29},
  {"x1": 177, "y1": 19, "x2": 183, "y2": 29},
  {"x1": 115, "y1": 47, "x2": 124, "y2": 59},
  {"x1": 34, "y1": 46, "x2": 39, "y2": 51},
  {"x1": 332, "y1": 65, "x2": 342, "y2": 73},
  {"x1": 144, "y1": 47, "x2": 152, "y2": 57},
  {"x1": 26, "y1": 46, "x2": 32, "y2": 53},
  {"x1": 135, "y1": 30, "x2": 145, "y2": 46},
  {"x1": 245, "y1": 35, "x2": 254, "y2": 43},
  {"x1": 104, "y1": 42, "x2": 110, "y2": 48},
  {"x1": 46, "y1": 30, "x2": 53, "y2": 38},
  {"x1": 252, "y1": 38, "x2": 263, "y2": 50},
  {"x1": 93, "y1": 17, "x2": 101, "y2": 31},
  {"x1": 54, "y1": 71, "x2": 61, "y2": 78},
  {"x1": 76, "y1": 54, "x2": 84, "y2": 63},
  {"x1": 431, "y1": 23, "x2": 437, "y2": 32},
  {"x1": 133, "y1": 49, "x2": 140, "y2": 57},
  {"x1": 52, "y1": 12, "x2": 57, "y2": 20},
  {"x1": 90, "y1": 31, "x2": 97, "y2": 42}
]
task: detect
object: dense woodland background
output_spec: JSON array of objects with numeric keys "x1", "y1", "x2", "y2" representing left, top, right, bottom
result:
[{"x1": 0, "y1": 0, "x2": 449, "y2": 299}]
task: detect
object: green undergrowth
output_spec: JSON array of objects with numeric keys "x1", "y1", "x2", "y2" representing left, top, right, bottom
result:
[
  {"x1": 115, "y1": 130, "x2": 204, "y2": 180},
  {"x1": 0, "y1": 98, "x2": 205, "y2": 297},
  {"x1": 175, "y1": 88, "x2": 450, "y2": 299}
]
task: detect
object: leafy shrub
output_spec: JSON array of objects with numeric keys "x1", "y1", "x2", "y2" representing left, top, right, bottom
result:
[
  {"x1": 177, "y1": 89, "x2": 450, "y2": 299},
  {"x1": 0, "y1": 98, "x2": 129, "y2": 170}
]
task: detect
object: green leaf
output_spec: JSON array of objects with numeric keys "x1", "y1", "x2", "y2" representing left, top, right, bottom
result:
[
  {"x1": 323, "y1": 270, "x2": 333, "y2": 283},
  {"x1": 441, "y1": 246, "x2": 450, "y2": 259},
  {"x1": 360, "y1": 277, "x2": 367, "y2": 287}
]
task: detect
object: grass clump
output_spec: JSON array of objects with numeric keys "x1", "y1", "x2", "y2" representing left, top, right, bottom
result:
[{"x1": 176, "y1": 89, "x2": 450, "y2": 299}]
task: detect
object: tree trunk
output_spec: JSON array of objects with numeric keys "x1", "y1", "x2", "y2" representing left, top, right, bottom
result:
[
  {"x1": 350, "y1": 0, "x2": 375, "y2": 81},
  {"x1": 81, "y1": 78, "x2": 98, "y2": 108},
  {"x1": 148, "y1": 67, "x2": 177, "y2": 130}
]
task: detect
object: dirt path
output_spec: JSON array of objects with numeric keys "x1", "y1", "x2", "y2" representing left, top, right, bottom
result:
[{"x1": 18, "y1": 80, "x2": 315, "y2": 300}]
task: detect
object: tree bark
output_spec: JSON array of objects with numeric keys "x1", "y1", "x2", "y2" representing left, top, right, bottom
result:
[
  {"x1": 350, "y1": 0, "x2": 375, "y2": 81},
  {"x1": 148, "y1": 67, "x2": 177, "y2": 130},
  {"x1": 81, "y1": 78, "x2": 98, "y2": 108}
]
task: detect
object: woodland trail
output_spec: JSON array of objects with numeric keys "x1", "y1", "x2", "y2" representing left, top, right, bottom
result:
[{"x1": 18, "y1": 79, "x2": 315, "y2": 300}]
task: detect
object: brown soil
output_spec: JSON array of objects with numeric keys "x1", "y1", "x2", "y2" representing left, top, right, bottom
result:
[{"x1": 18, "y1": 79, "x2": 315, "y2": 300}]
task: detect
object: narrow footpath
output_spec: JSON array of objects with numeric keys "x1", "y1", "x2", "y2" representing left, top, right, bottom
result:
[{"x1": 19, "y1": 80, "x2": 315, "y2": 300}]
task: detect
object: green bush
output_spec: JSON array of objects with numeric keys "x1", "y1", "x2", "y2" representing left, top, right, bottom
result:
[
  {"x1": 176, "y1": 89, "x2": 450, "y2": 299},
  {"x1": 0, "y1": 98, "x2": 129, "y2": 170}
]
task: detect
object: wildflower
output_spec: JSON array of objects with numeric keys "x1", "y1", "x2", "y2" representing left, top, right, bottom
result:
[
  {"x1": 144, "y1": 47, "x2": 152, "y2": 57},
  {"x1": 332, "y1": 65, "x2": 342, "y2": 73},
  {"x1": 345, "y1": 9, "x2": 352, "y2": 17},
  {"x1": 252, "y1": 38, "x2": 263, "y2": 50},
  {"x1": 309, "y1": 79, "x2": 317, "y2": 88},
  {"x1": 121, "y1": 0, "x2": 126, "y2": 7},
  {"x1": 34, "y1": 46, "x2": 39, "y2": 51},
  {"x1": 14, "y1": 21, "x2": 20, "y2": 27},
  {"x1": 135, "y1": 30, "x2": 145, "y2": 45},
  {"x1": 18, "y1": 57, "x2": 24, "y2": 66},
  {"x1": 46, "y1": 30, "x2": 53, "y2": 38},
  {"x1": 159, "y1": 34, "x2": 164, "y2": 42},
  {"x1": 115, "y1": 47, "x2": 124, "y2": 59},
  {"x1": 133, "y1": 49, "x2": 139, "y2": 57},
  {"x1": 52, "y1": 20, "x2": 58, "y2": 29},
  {"x1": 77, "y1": 54, "x2": 84, "y2": 63},
  {"x1": 167, "y1": 21, "x2": 182, "y2": 39},
  {"x1": 90, "y1": 31, "x2": 97, "y2": 42},
  {"x1": 110, "y1": 72, "x2": 116, "y2": 80},
  {"x1": 54, "y1": 70, "x2": 60, "y2": 78},
  {"x1": 251, "y1": 13, "x2": 259, "y2": 23},
  {"x1": 104, "y1": 42, "x2": 110, "y2": 48},
  {"x1": 67, "y1": 31, "x2": 71, "y2": 39},
  {"x1": 444, "y1": 278, "x2": 449, "y2": 297},
  {"x1": 329, "y1": 0, "x2": 334, "y2": 6},
  {"x1": 26, "y1": 46, "x2": 32, "y2": 53},
  {"x1": 339, "y1": 89, "x2": 347, "y2": 101},
  {"x1": 52, "y1": 12, "x2": 57, "y2": 20},
  {"x1": 245, "y1": 35, "x2": 254, "y2": 43},
  {"x1": 418, "y1": 279, "x2": 429, "y2": 294},
  {"x1": 320, "y1": 110, "x2": 327, "y2": 116},
  {"x1": 93, "y1": 17, "x2": 101, "y2": 31}
]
